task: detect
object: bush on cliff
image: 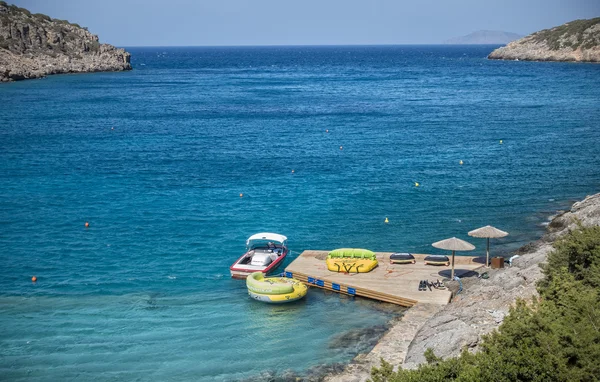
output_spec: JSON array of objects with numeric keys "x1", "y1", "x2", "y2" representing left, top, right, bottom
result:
[{"x1": 370, "y1": 225, "x2": 600, "y2": 382}]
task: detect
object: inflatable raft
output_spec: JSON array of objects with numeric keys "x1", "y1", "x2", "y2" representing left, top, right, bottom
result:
[
  {"x1": 390, "y1": 253, "x2": 415, "y2": 264},
  {"x1": 246, "y1": 272, "x2": 307, "y2": 303},
  {"x1": 326, "y1": 248, "x2": 378, "y2": 273},
  {"x1": 424, "y1": 255, "x2": 450, "y2": 266}
]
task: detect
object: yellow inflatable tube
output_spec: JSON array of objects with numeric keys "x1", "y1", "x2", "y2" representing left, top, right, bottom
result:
[
  {"x1": 326, "y1": 258, "x2": 378, "y2": 273},
  {"x1": 326, "y1": 248, "x2": 378, "y2": 273},
  {"x1": 246, "y1": 272, "x2": 308, "y2": 303}
]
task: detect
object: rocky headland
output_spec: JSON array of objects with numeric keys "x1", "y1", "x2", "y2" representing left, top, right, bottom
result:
[
  {"x1": 326, "y1": 192, "x2": 600, "y2": 381},
  {"x1": 488, "y1": 17, "x2": 600, "y2": 62},
  {"x1": 0, "y1": 1, "x2": 131, "y2": 82}
]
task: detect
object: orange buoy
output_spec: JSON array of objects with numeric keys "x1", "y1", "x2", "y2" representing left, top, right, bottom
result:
[
  {"x1": 85, "y1": 222, "x2": 89, "y2": 228},
  {"x1": 239, "y1": 193, "x2": 243, "y2": 198},
  {"x1": 31, "y1": 276, "x2": 37, "y2": 282}
]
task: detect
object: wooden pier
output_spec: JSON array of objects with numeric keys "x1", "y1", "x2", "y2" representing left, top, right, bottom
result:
[{"x1": 284, "y1": 251, "x2": 485, "y2": 307}]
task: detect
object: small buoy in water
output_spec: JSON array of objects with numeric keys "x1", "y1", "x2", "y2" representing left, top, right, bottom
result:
[
  {"x1": 339, "y1": 146, "x2": 343, "y2": 150},
  {"x1": 384, "y1": 217, "x2": 389, "y2": 224},
  {"x1": 111, "y1": 127, "x2": 114, "y2": 130},
  {"x1": 291, "y1": 169, "x2": 295, "y2": 173},
  {"x1": 31, "y1": 276, "x2": 37, "y2": 282},
  {"x1": 415, "y1": 182, "x2": 420, "y2": 187},
  {"x1": 84, "y1": 222, "x2": 89, "y2": 228},
  {"x1": 326, "y1": 129, "x2": 329, "y2": 133},
  {"x1": 500, "y1": 140, "x2": 503, "y2": 144},
  {"x1": 239, "y1": 193, "x2": 243, "y2": 198},
  {"x1": 459, "y1": 160, "x2": 464, "y2": 165}
]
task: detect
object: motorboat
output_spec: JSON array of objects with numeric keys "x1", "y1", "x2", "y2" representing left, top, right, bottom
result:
[{"x1": 230, "y1": 232, "x2": 288, "y2": 279}]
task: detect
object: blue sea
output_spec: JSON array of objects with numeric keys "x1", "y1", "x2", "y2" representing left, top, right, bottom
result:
[{"x1": 1, "y1": 45, "x2": 599, "y2": 381}]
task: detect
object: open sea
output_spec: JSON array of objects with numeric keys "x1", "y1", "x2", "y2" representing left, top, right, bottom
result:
[{"x1": 1, "y1": 45, "x2": 599, "y2": 381}]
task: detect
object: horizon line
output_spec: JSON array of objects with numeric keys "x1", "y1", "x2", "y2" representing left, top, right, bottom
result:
[{"x1": 117, "y1": 43, "x2": 507, "y2": 48}]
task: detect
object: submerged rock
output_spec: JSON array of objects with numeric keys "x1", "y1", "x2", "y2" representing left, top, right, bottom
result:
[
  {"x1": 327, "y1": 325, "x2": 389, "y2": 350},
  {"x1": 242, "y1": 363, "x2": 346, "y2": 382},
  {"x1": 0, "y1": 2, "x2": 131, "y2": 82}
]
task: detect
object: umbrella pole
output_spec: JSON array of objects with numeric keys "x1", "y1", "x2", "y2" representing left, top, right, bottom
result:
[
  {"x1": 486, "y1": 238, "x2": 490, "y2": 268},
  {"x1": 451, "y1": 250, "x2": 455, "y2": 279}
]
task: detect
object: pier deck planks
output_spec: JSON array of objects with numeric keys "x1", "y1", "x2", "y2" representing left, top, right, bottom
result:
[{"x1": 285, "y1": 251, "x2": 485, "y2": 307}]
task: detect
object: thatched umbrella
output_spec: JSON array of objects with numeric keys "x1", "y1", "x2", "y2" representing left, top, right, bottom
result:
[
  {"x1": 432, "y1": 237, "x2": 475, "y2": 279},
  {"x1": 468, "y1": 225, "x2": 509, "y2": 268}
]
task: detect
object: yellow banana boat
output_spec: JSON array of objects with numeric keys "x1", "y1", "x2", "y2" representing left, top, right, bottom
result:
[
  {"x1": 326, "y1": 248, "x2": 378, "y2": 273},
  {"x1": 246, "y1": 272, "x2": 308, "y2": 303}
]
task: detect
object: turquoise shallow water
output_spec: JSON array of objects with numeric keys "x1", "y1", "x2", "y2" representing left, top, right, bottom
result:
[{"x1": 1, "y1": 45, "x2": 599, "y2": 381}]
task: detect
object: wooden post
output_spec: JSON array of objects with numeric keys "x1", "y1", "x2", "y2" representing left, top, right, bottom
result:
[
  {"x1": 451, "y1": 250, "x2": 455, "y2": 279},
  {"x1": 486, "y1": 238, "x2": 490, "y2": 267}
]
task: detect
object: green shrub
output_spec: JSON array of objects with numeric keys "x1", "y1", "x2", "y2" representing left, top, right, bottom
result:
[
  {"x1": 88, "y1": 40, "x2": 100, "y2": 52},
  {"x1": 8, "y1": 5, "x2": 32, "y2": 16},
  {"x1": 532, "y1": 17, "x2": 600, "y2": 50},
  {"x1": 540, "y1": 223, "x2": 600, "y2": 290},
  {"x1": 33, "y1": 13, "x2": 51, "y2": 22},
  {"x1": 18, "y1": 7, "x2": 31, "y2": 16}
]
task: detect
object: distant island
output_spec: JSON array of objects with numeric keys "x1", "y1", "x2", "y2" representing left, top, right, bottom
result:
[
  {"x1": 0, "y1": 1, "x2": 131, "y2": 82},
  {"x1": 443, "y1": 30, "x2": 522, "y2": 45},
  {"x1": 488, "y1": 17, "x2": 600, "y2": 62}
]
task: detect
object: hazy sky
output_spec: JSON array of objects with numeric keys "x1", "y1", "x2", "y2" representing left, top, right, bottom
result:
[{"x1": 11, "y1": 0, "x2": 600, "y2": 46}]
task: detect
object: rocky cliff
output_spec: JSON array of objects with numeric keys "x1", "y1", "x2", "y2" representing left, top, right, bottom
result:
[
  {"x1": 488, "y1": 17, "x2": 600, "y2": 62},
  {"x1": 0, "y1": 2, "x2": 131, "y2": 82}
]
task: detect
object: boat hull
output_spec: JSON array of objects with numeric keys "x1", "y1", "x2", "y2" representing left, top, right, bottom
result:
[{"x1": 230, "y1": 249, "x2": 287, "y2": 279}]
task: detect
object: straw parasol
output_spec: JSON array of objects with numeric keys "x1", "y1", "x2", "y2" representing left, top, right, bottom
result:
[
  {"x1": 432, "y1": 237, "x2": 475, "y2": 279},
  {"x1": 468, "y1": 225, "x2": 509, "y2": 268}
]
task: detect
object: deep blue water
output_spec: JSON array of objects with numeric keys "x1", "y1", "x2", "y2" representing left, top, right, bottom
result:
[{"x1": 1, "y1": 45, "x2": 599, "y2": 381}]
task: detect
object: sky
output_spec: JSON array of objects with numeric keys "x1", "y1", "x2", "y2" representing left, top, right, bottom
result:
[{"x1": 11, "y1": 0, "x2": 600, "y2": 47}]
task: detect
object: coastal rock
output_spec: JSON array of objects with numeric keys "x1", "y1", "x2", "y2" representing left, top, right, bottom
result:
[
  {"x1": 0, "y1": 2, "x2": 131, "y2": 82},
  {"x1": 488, "y1": 17, "x2": 600, "y2": 63},
  {"x1": 402, "y1": 192, "x2": 600, "y2": 368}
]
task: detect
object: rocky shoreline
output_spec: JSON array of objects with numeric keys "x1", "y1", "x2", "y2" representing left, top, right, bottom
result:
[
  {"x1": 488, "y1": 17, "x2": 600, "y2": 63},
  {"x1": 0, "y1": 2, "x2": 131, "y2": 82},
  {"x1": 325, "y1": 192, "x2": 600, "y2": 381}
]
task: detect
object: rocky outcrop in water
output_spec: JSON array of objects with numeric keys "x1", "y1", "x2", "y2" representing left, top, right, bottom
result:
[
  {"x1": 488, "y1": 17, "x2": 600, "y2": 62},
  {"x1": 0, "y1": 2, "x2": 131, "y2": 82}
]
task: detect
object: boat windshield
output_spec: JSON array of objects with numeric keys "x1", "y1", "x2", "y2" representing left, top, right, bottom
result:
[{"x1": 248, "y1": 240, "x2": 284, "y2": 251}]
